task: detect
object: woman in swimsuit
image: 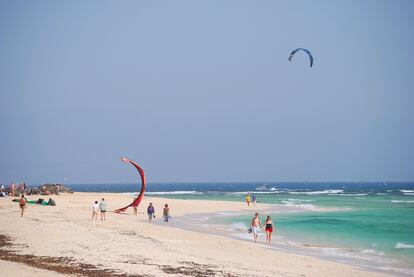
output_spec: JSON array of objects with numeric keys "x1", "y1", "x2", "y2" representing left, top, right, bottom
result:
[
  {"x1": 264, "y1": 215, "x2": 274, "y2": 244},
  {"x1": 19, "y1": 194, "x2": 27, "y2": 218}
]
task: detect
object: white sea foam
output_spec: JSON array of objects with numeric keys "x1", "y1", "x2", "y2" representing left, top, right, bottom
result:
[
  {"x1": 233, "y1": 232, "x2": 254, "y2": 240},
  {"x1": 282, "y1": 202, "x2": 324, "y2": 211},
  {"x1": 254, "y1": 190, "x2": 281, "y2": 194},
  {"x1": 361, "y1": 249, "x2": 385, "y2": 256},
  {"x1": 226, "y1": 191, "x2": 280, "y2": 195},
  {"x1": 400, "y1": 190, "x2": 414, "y2": 193},
  {"x1": 395, "y1": 242, "x2": 414, "y2": 249},
  {"x1": 286, "y1": 198, "x2": 313, "y2": 202},
  {"x1": 188, "y1": 216, "x2": 210, "y2": 223},
  {"x1": 288, "y1": 189, "x2": 344, "y2": 195},
  {"x1": 378, "y1": 266, "x2": 414, "y2": 276},
  {"x1": 275, "y1": 239, "x2": 300, "y2": 247},
  {"x1": 403, "y1": 192, "x2": 414, "y2": 196},
  {"x1": 331, "y1": 193, "x2": 368, "y2": 196},
  {"x1": 391, "y1": 200, "x2": 414, "y2": 203},
  {"x1": 145, "y1": 191, "x2": 202, "y2": 195},
  {"x1": 281, "y1": 202, "x2": 351, "y2": 212},
  {"x1": 321, "y1": 247, "x2": 390, "y2": 263},
  {"x1": 230, "y1": 222, "x2": 248, "y2": 231},
  {"x1": 215, "y1": 211, "x2": 244, "y2": 216}
]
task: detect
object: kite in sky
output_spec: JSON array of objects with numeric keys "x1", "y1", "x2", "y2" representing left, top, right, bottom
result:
[{"x1": 288, "y1": 48, "x2": 314, "y2": 67}]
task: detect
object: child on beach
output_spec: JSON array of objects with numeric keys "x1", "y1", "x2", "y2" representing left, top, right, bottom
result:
[
  {"x1": 251, "y1": 212, "x2": 263, "y2": 243},
  {"x1": 91, "y1": 201, "x2": 99, "y2": 220},
  {"x1": 147, "y1": 203, "x2": 155, "y2": 223},
  {"x1": 99, "y1": 198, "x2": 107, "y2": 221},
  {"x1": 163, "y1": 204, "x2": 170, "y2": 223},
  {"x1": 264, "y1": 216, "x2": 274, "y2": 244},
  {"x1": 19, "y1": 194, "x2": 26, "y2": 218}
]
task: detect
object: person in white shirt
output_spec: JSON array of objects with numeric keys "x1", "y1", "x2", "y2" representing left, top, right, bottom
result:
[{"x1": 91, "y1": 201, "x2": 99, "y2": 220}]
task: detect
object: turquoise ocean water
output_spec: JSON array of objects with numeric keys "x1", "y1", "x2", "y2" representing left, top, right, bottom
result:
[{"x1": 71, "y1": 182, "x2": 414, "y2": 275}]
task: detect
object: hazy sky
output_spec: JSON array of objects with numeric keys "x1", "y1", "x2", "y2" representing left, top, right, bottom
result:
[{"x1": 1, "y1": 1, "x2": 413, "y2": 184}]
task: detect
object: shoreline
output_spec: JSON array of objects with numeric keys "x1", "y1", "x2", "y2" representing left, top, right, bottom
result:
[
  {"x1": 0, "y1": 192, "x2": 401, "y2": 276},
  {"x1": 164, "y1": 211, "x2": 413, "y2": 277}
]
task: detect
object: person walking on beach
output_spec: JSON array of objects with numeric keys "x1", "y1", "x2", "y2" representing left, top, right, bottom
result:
[
  {"x1": 251, "y1": 212, "x2": 263, "y2": 243},
  {"x1": 147, "y1": 203, "x2": 155, "y2": 223},
  {"x1": 19, "y1": 194, "x2": 27, "y2": 218},
  {"x1": 163, "y1": 204, "x2": 170, "y2": 223},
  {"x1": 99, "y1": 198, "x2": 107, "y2": 221},
  {"x1": 245, "y1": 194, "x2": 251, "y2": 207},
  {"x1": 252, "y1": 194, "x2": 257, "y2": 207},
  {"x1": 91, "y1": 201, "x2": 99, "y2": 220},
  {"x1": 132, "y1": 197, "x2": 138, "y2": 215},
  {"x1": 264, "y1": 215, "x2": 274, "y2": 244}
]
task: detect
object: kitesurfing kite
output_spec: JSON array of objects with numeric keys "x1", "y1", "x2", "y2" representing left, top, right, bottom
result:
[
  {"x1": 114, "y1": 157, "x2": 146, "y2": 213},
  {"x1": 288, "y1": 48, "x2": 313, "y2": 67}
]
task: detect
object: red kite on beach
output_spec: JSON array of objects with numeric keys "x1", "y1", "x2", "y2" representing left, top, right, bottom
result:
[{"x1": 114, "y1": 157, "x2": 146, "y2": 213}]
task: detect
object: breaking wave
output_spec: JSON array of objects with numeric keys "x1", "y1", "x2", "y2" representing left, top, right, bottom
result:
[
  {"x1": 395, "y1": 242, "x2": 414, "y2": 249},
  {"x1": 288, "y1": 189, "x2": 344, "y2": 195},
  {"x1": 145, "y1": 191, "x2": 202, "y2": 195}
]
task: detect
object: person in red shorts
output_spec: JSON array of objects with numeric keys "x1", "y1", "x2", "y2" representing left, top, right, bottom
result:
[{"x1": 264, "y1": 215, "x2": 274, "y2": 244}]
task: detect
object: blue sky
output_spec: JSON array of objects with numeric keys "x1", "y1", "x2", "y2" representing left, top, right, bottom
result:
[{"x1": 1, "y1": 1, "x2": 413, "y2": 184}]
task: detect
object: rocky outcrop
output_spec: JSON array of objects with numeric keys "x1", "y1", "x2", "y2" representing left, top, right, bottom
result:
[
  {"x1": 2, "y1": 184, "x2": 73, "y2": 196},
  {"x1": 36, "y1": 184, "x2": 73, "y2": 195}
]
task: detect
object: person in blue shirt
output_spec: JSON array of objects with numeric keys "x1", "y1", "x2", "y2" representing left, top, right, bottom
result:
[{"x1": 147, "y1": 203, "x2": 155, "y2": 223}]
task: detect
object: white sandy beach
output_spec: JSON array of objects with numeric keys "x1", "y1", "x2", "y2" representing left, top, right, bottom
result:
[{"x1": 0, "y1": 192, "x2": 393, "y2": 277}]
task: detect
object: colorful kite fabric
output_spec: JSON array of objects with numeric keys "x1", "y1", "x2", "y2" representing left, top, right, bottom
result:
[{"x1": 114, "y1": 158, "x2": 146, "y2": 213}]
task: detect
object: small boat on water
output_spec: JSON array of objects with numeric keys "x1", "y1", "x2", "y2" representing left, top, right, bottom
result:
[{"x1": 255, "y1": 184, "x2": 269, "y2": 191}]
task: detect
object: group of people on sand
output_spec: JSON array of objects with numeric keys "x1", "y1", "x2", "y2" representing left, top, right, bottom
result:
[
  {"x1": 245, "y1": 194, "x2": 257, "y2": 207},
  {"x1": 90, "y1": 199, "x2": 171, "y2": 224},
  {"x1": 250, "y1": 212, "x2": 274, "y2": 244},
  {"x1": 91, "y1": 198, "x2": 107, "y2": 221},
  {"x1": 147, "y1": 203, "x2": 171, "y2": 223},
  {"x1": 0, "y1": 182, "x2": 26, "y2": 197}
]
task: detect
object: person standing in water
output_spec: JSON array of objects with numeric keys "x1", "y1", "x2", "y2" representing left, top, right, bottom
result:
[
  {"x1": 99, "y1": 198, "x2": 107, "y2": 221},
  {"x1": 264, "y1": 215, "x2": 274, "y2": 244},
  {"x1": 147, "y1": 203, "x2": 155, "y2": 223},
  {"x1": 19, "y1": 194, "x2": 26, "y2": 218},
  {"x1": 245, "y1": 194, "x2": 251, "y2": 207},
  {"x1": 251, "y1": 194, "x2": 257, "y2": 207},
  {"x1": 251, "y1": 212, "x2": 263, "y2": 243}
]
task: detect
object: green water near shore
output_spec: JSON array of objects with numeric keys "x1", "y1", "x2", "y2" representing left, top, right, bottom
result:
[{"x1": 155, "y1": 192, "x2": 414, "y2": 264}]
